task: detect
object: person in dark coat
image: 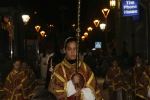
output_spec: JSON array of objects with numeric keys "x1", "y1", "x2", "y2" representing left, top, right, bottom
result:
[{"x1": 84, "y1": 51, "x2": 97, "y2": 73}]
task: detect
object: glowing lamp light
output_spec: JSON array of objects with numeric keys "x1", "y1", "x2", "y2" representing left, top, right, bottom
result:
[
  {"x1": 84, "y1": 32, "x2": 88, "y2": 38},
  {"x1": 93, "y1": 20, "x2": 100, "y2": 27},
  {"x1": 87, "y1": 27, "x2": 93, "y2": 31},
  {"x1": 102, "y1": 8, "x2": 110, "y2": 18},
  {"x1": 34, "y1": 11, "x2": 37, "y2": 14},
  {"x1": 81, "y1": 36, "x2": 85, "y2": 41},
  {"x1": 22, "y1": 15, "x2": 30, "y2": 25},
  {"x1": 110, "y1": 0, "x2": 116, "y2": 9},
  {"x1": 40, "y1": 31, "x2": 45, "y2": 37},
  {"x1": 50, "y1": 24, "x2": 54, "y2": 27},
  {"x1": 72, "y1": 24, "x2": 75, "y2": 27},
  {"x1": 35, "y1": 25, "x2": 41, "y2": 32},
  {"x1": 100, "y1": 23, "x2": 106, "y2": 31},
  {"x1": 92, "y1": 48, "x2": 96, "y2": 51}
]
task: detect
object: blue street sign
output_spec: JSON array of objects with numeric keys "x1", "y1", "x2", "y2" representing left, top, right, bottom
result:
[
  {"x1": 122, "y1": 0, "x2": 139, "y2": 17},
  {"x1": 95, "y1": 42, "x2": 102, "y2": 49}
]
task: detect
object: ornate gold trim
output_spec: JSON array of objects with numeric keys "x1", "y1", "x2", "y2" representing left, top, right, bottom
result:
[
  {"x1": 53, "y1": 72, "x2": 65, "y2": 83},
  {"x1": 55, "y1": 90, "x2": 65, "y2": 92},
  {"x1": 86, "y1": 72, "x2": 94, "y2": 86},
  {"x1": 83, "y1": 62, "x2": 87, "y2": 72},
  {"x1": 96, "y1": 90, "x2": 100, "y2": 94},
  {"x1": 4, "y1": 87, "x2": 12, "y2": 93},
  {"x1": 61, "y1": 64, "x2": 67, "y2": 94},
  {"x1": 136, "y1": 94, "x2": 146, "y2": 100}
]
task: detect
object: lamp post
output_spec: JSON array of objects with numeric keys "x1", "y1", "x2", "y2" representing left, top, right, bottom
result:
[
  {"x1": 110, "y1": 0, "x2": 116, "y2": 9},
  {"x1": 81, "y1": 36, "x2": 85, "y2": 41},
  {"x1": 100, "y1": 23, "x2": 106, "y2": 31},
  {"x1": 22, "y1": 15, "x2": 30, "y2": 25},
  {"x1": 40, "y1": 31, "x2": 46, "y2": 44},
  {"x1": 102, "y1": 8, "x2": 110, "y2": 51},
  {"x1": 93, "y1": 20, "x2": 100, "y2": 27},
  {"x1": 22, "y1": 14, "x2": 30, "y2": 59},
  {"x1": 40, "y1": 31, "x2": 45, "y2": 37},
  {"x1": 72, "y1": 24, "x2": 76, "y2": 33},
  {"x1": 49, "y1": 24, "x2": 54, "y2": 33},
  {"x1": 84, "y1": 32, "x2": 88, "y2": 38},
  {"x1": 35, "y1": 25, "x2": 41, "y2": 40},
  {"x1": 87, "y1": 27, "x2": 93, "y2": 32}
]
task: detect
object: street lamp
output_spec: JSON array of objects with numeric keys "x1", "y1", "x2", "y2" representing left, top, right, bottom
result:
[
  {"x1": 35, "y1": 25, "x2": 41, "y2": 40},
  {"x1": 81, "y1": 36, "x2": 85, "y2": 41},
  {"x1": 22, "y1": 14, "x2": 30, "y2": 59},
  {"x1": 49, "y1": 24, "x2": 54, "y2": 33},
  {"x1": 72, "y1": 24, "x2": 76, "y2": 33},
  {"x1": 72, "y1": 24, "x2": 75, "y2": 27},
  {"x1": 50, "y1": 24, "x2": 54, "y2": 27},
  {"x1": 110, "y1": 0, "x2": 116, "y2": 9},
  {"x1": 100, "y1": 23, "x2": 106, "y2": 31},
  {"x1": 84, "y1": 32, "x2": 88, "y2": 38},
  {"x1": 102, "y1": 8, "x2": 110, "y2": 18},
  {"x1": 93, "y1": 20, "x2": 100, "y2": 27},
  {"x1": 110, "y1": 0, "x2": 116, "y2": 45},
  {"x1": 35, "y1": 25, "x2": 41, "y2": 32},
  {"x1": 40, "y1": 31, "x2": 45, "y2": 37},
  {"x1": 87, "y1": 27, "x2": 93, "y2": 32},
  {"x1": 102, "y1": 8, "x2": 110, "y2": 51},
  {"x1": 22, "y1": 15, "x2": 30, "y2": 25}
]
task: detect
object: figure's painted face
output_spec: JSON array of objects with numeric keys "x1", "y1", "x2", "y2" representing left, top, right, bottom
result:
[
  {"x1": 13, "y1": 61, "x2": 21, "y2": 70},
  {"x1": 135, "y1": 56, "x2": 142, "y2": 64},
  {"x1": 64, "y1": 41, "x2": 77, "y2": 60},
  {"x1": 21, "y1": 62, "x2": 28, "y2": 69},
  {"x1": 112, "y1": 60, "x2": 118, "y2": 67}
]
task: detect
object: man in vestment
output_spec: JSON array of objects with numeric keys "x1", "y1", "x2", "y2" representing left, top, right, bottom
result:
[
  {"x1": 128, "y1": 53, "x2": 146, "y2": 100},
  {"x1": 105, "y1": 58, "x2": 129, "y2": 100},
  {"x1": 137, "y1": 64, "x2": 150, "y2": 100},
  {"x1": 21, "y1": 61, "x2": 39, "y2": 98},
  {"x1": 48, "y1": 37, "x2": 101, "y2": 100},
  {"x1": 4, "y1": 59, "x2": 33, "y2": 100}
]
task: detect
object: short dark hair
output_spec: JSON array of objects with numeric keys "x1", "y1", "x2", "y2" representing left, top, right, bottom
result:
[
  {"x1": 12, "y1": 58, "x2": 21, "y2": 64},
  {"x1": 111, "y1": 57, "x2": 118, "y2": 63},
  {"x1": 31, "y1": 90, "x2": 57, "y2": 100},
  {"x1": 135, "y1": 53, "x2": 142, "y2": 59},
  {"x1": 64, "y1": 37, "x2": 77, "y2": 49}
]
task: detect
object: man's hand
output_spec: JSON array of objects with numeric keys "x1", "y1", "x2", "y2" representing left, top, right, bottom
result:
[
  {"x1": 72, "y1": 74, "x2": 80, "y2": 84},
  {"x1": 74, "y1": 88, "x2": 81, "y2": 96}
]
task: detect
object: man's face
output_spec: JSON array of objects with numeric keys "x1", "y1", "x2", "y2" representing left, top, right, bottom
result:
[
  {"x1": 21, "y1": 62, "x2": 28, "y2": 69},
  {"x1": 135, "y1": 56, "x2": 142, "y2": 64},
  {"x1": 64, "y1": 41, "x2": 77, "y2": 60},
  {"x1": 13, "y1": 61, "x2": 21, "y2": 70},
  {"x1": 112, "y1": 60, "x2": 118, "y2": 67}
]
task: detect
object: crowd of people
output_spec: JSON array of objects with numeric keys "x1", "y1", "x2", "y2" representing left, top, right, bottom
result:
[
  {"x1": 104, "y1": 53, "x2": 150, "y2": 100},
  {"x1": 0, "y1": 59, "x2": 38, "y2": 100},
  {"x1": 0, "y1": 36, "x2": 150, "y2": 100}
]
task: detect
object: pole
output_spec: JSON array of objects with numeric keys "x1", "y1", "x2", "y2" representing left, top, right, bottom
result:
[
  {"x1": 138, "y1": 0, "x2": 148, "y2": 59},
  {"x1": 76, "y1": 0, "x2": 81, "y2": 76},
  {"x1": 24, "y1": 25, "x2": 27, "y2": 59},
  {"x1": 75, "y1": 0, "x2": 81, "y2": 99},
  {"x1": 105, "y1": 17, "x2": 108, "y2": 52}
]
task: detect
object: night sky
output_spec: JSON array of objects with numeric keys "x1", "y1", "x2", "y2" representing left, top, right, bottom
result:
[
  {"x1": 0, "y1": 0, "x2": 115, "y2": 44},
  {"x1": 0, "y1": 0, "x2": 110, "y2": 28}
]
